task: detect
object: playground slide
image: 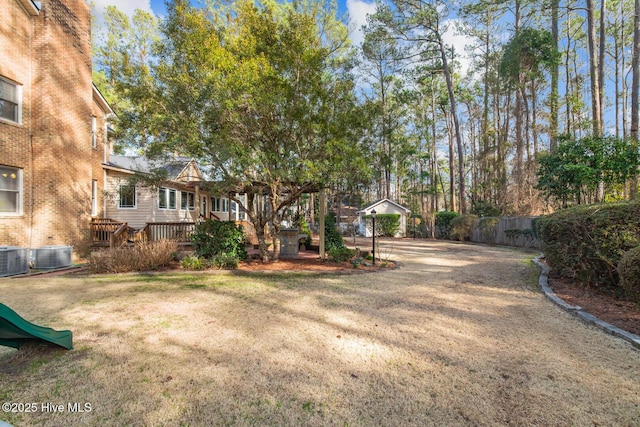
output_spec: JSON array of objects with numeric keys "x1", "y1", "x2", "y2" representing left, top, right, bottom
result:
[{"x1": 0, "y1": 303, "x2": 72, "y2": 350}]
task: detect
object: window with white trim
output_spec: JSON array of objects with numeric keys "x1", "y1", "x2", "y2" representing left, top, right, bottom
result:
[
  {"x1": 118, "y1": 185, "x2": 136, "y2": 208},
  {"x1": 0, "y1": 77, "x2": 22, "y2": 124},
  {"x1": 212, "y1": 197, "x2": 229, "y2": 212},
  {"x1": 158, "y1": 187, "x2": 177, "y2": 210},
  {"x1": 0, "y1": 166, "x2": 23, "y2": 215},
  {"x1": 180, "y1": 191, "x2": 195, "y2": 210}
]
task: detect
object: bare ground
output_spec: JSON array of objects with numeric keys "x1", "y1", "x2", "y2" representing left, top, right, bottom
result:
[{"x1": 1, "y1": 239, "x2": 639, "y2": 426}]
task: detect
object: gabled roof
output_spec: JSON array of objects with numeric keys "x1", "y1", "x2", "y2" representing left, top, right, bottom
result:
[
  {"x1": 357, "y1": 198, "x2": 411, "y2": 214},
  {"x1": 92, "y1": 84, "x2": 114, "y2": 116},
  {"x1": 105, "y1": 156, "x2": 203, "y2": 183}
]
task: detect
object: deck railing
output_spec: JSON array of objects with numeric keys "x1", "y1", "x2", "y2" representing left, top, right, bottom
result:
[
  {"x1": 91, "y1": 219, "x2": 125, "y2": 246},
  {"x1": 145, "y1": 222, "x2": 196, "y2": 243},
  {"x1": 91, "y1": 220, "x2": 194, "y2": 248}
]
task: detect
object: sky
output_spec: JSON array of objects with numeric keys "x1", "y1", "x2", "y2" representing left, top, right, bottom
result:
[{"x1": 90, "y1": 0, "x2": 473, "y2": 76}]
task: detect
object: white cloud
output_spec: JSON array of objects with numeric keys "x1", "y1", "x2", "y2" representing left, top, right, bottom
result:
[
  {"x1": 90, "y1": 0, "x2": 154, "y2": 38},
  {"x1": 346, "y1": 0, "x2": 377, "y2": 47},
  {"x1": 441, "y1": 19, "x2": 475, "y2": 78}
]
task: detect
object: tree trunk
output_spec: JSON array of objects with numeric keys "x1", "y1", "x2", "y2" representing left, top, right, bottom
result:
[
  {"x1": 550, "y1": 0, "x2": 559, "y2": 150},
  {"x1": 438, "y1": 33, "x2": 465, "y2": 213},
  {"x1": 631, "y1": 0, "x2": 640, "y2": 199},
  {"x1": 587, "y1": 0, "x2": 603, "y2": 136}
]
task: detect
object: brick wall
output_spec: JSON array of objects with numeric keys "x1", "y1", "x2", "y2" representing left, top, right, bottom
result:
[{"x1": 0, "y1": 0, "x2": 95, "y2": 255}]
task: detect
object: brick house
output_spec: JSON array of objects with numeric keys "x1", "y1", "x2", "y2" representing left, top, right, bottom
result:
[{"x1": 1, "y1": 0, "x2": 112, "y2": 254}]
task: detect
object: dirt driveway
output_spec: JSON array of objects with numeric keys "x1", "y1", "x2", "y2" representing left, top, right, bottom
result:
[{"x1": 1, "y1": 239, "x2": 639, "y2": 426}]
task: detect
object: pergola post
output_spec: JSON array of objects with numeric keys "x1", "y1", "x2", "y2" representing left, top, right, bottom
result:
[{"x1": 319, "y1": 189, "x2": 326, "y2": 259}]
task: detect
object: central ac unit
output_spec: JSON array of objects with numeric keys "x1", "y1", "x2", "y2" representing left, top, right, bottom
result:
[
  {"x1": 32, "y1": 245, "x2": 73, "y2": 269},
  {"x1": 0, "y1": 246, "x2": 29, "y2": 277}
]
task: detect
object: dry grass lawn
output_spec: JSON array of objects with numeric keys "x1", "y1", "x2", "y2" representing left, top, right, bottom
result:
[{"x1": 1, "y1": 240, "x2": 639, "y2": 426}]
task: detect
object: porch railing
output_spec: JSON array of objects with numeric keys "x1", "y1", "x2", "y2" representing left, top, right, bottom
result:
[
  {"x1": 90, "y1": 220, "x2": 195, "y2": 248},
  {"x1": 143, "y1": 222, "x2": 196, "y2": 243},
  {"x1": 91, "y1": 219, "x2": 125, "y2": 246}
]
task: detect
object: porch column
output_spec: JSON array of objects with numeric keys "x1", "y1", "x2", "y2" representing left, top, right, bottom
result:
[{"x1": 194, "y1": 184, "x2": 201, "y2": 219}]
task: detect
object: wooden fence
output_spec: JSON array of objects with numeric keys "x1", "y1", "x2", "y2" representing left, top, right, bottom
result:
[{"x1": 470, "y1": 216, "x2": 541, "y2": 248}]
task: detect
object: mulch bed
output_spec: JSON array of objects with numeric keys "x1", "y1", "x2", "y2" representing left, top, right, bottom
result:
[{"x1": 548, "y1": 273, "x2": 640, "y2": 336}]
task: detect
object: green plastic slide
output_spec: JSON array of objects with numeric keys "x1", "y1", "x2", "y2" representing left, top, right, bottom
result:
[{"x1": 0, "y1": 303, "x2": 72, "y2": 350}]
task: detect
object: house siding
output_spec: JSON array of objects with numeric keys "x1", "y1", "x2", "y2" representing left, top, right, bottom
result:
[
  {"x1": 358, "y1": 200, "x2": 410, "y2": 238},
  {"x1": 1, "y1": 0, "x2": 96, "y2": 254},
  {"x1": 104, "y1": 171, "x2": 208, "y2": 229}
]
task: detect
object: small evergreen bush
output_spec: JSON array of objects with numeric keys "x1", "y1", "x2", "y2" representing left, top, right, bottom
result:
[
  {"x1": 328, "y1": 247, "x2": 355, "y2": 263},
  {"x1": 618, "y1": 246, "x2": 640, "y2": 303},
  {"x1": 211, "y1": 253, "x2": 239, "y2": 269},
  {"x1": 325, "y1": 212, "x2": 345, "y2": 251},
  {"x1": 181, "y1": 255, "x2": 210, "y2": 270},
  {"x1": 191, "y1": 220, "x2": 247, "y2": 260},
  {"x1": 435, "y1": 211, "x2": 460, "y2": 239},
  {"x1": 450, "y1": 214, "x2": 478, "y2": 241}
]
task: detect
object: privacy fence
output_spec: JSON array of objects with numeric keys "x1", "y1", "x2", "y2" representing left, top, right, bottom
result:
[{"x1": 469, "y1": 216, "x2": 541, "y2": 249}]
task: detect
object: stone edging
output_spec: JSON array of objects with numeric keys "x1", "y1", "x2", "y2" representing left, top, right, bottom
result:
[{"x1": 532, "y1": 254, "x2": 640, "y2": 350}]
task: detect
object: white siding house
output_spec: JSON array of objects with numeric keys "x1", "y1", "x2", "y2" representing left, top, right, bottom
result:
[
  {"x1": 357, "y1": 199, "x2": 411, "y2": 238},
  {"x1": 103, "y1": 156, "x2": 208, "y2": 229}
]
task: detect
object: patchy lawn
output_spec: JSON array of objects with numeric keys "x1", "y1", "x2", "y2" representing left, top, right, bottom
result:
[{"x1": 1, "y1": 240, "x2": 639, "y2": 426}]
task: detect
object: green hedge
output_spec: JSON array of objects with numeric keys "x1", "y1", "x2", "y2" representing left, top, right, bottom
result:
[
  {"x1": 535, "y1": 202, "x2": 640, "y2": 290},
  {"x1": 363, "y1": 213, "x2": 401, "y2": 237},
  {"x1": 435, "y1": 211, "x2": 460, "y2": 239},
  {"x1": 450, "y1": 214, "x2": 478, "y2": 241},
  {"x1": 618, "y1": 246, "x2": 640, "y2": 303}
]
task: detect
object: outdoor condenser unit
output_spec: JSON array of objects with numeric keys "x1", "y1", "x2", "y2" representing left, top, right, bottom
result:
[
  {"x1": 32, "y1": 245, "x2": 72, "y2": 269},
  {"x1": 0, "y1": 246, "x2": 29, "y2": 277}
]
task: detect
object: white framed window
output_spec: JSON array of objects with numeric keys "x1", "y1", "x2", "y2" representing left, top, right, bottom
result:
[
  {"x1": 180, "y1": 191, "x2": 195, "y2": 210},
  {"x1": 0, "y1": 77, "x2": 22, "y2": 124},
  {"x1": 158, "y1": 187, "x2": 177, "y2": 210},
  {"x1": 91, "y1": 180, "x2": 98, "y2": 216},
  {"x1": 212, "y1": 197, "x2": 229, "y2": 212},
  {"x1": 118, "y1": 185, "x2": 136, "y2": 208},
  {"x1": 0, "y1": 166, "x2": 23, "y2": 215},
  {"x1": 91, "y1": 116, "x2": 97, "y2": 149}
]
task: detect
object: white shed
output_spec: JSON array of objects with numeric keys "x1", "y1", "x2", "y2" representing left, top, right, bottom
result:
[{"x1": 357, "y1": 199, "x2": 411, "y2": 238}]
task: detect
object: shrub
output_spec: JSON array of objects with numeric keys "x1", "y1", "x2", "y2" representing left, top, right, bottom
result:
[
  {"x1": 300, "y1": 219, "x2": 313, "y2": 247},
  {"x1": 328, "y1": 247, "x2": 355, "y2": 263},
  {"x1": 89, "y1": 239, "x2": 178, "y2": 273},
  {"x1": 181, "y1": 255, "x2": 211, "y2": 270},
  {"x1": 450, "y1": 214, "x2": 478, "y2": 241},
  {"x1": 363, "y1": 214, "x2": 400, "y2": 237},
  {"x1": 191, "y1": 220, "x2": 247, "y2": 260},
  {"x1": 618, "y1": 246, "x2": 640, "y2": 303},
  {"x1": 325, "y1": 212, "x2": 345, "y2": 251},
  {"x1": 536, "y1": 202, "x2": 640, "y2": 289},
  {"x1": 435, "y1": 211, "x2": 460, "y2": 239},
  {"x1": 477, "y1": 217, "x2": 500, "y2": 243},
  {"x1": 211, "y1": 253, "x2": 239, "y2": 270}
]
